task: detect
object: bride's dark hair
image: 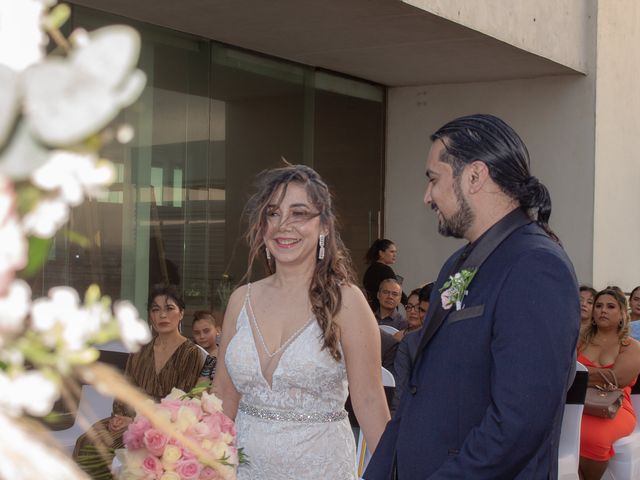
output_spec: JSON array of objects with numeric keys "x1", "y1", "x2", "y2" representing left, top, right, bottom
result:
[{"x1": 243, "y1": 164, "x2": 355, "y2": 361}]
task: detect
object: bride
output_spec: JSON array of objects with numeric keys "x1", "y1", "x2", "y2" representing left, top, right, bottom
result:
[{"x1": 212, "y1": 164, "x2": 390, "y2": 479}]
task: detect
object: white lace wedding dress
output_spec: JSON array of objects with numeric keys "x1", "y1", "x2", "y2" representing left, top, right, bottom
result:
[{"x1": 225, "y1": 285, "x2": 356, "y2": 479}]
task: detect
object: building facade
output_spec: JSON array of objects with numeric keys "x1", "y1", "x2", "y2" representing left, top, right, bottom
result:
[{"x1": 58, "y1": 0, "x2": 639, "y2": 317}]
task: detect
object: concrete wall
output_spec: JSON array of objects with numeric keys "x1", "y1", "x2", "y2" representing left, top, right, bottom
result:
[
  {"x1": 592, "y1": 0, "x2": 640, "y2": 291},
  {"x1": 385, "y1": 74, "x2": 596, "y2": 291},
  {"x1": 407, "y1": 0, "x2": 592, "y2": 73}
]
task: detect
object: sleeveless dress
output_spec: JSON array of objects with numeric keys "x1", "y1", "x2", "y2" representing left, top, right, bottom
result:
[
  {"x1": 578, "y1": 353, "x2": 637, "y2": 461},
  {"x1": 225, "y1": 285, "x2": 357, "y2": 479}
]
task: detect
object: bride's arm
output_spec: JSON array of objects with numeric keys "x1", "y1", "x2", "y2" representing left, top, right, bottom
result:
[
  {"x1": 337, "y1": 284, "x2": 391, "y2": 452},
  {"x1": 211, "y1": 286, "x2": 245, "y2": 420}
]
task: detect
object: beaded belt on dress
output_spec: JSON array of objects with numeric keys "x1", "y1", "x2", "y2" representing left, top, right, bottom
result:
[{"x1": 238, "y1": 402, "x2": 347, "y2": 423}]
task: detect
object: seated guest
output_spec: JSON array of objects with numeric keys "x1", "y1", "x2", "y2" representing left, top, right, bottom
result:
[
  {"x1": 375, "y1": 278, "x2": 407, "y2": 330},
  {"x1": 578, "y1": 287, "x2": 640, "y2": 480},
  {"x1": 395, "y1": 285, "x2": 432, "y2": 341},
  {"x1": 629, "y1": 286, "x2": 640, "y2": 341},
  {"x1": 73, "y1": 285, "x2": 204, "y2": 475},
  {"x1": 380, "y1": 329, "x2": 399, "y2": 376},
  {"x1": 362, "y1": 238, "x2": 406, "y2": 310},
  {"x1": 580, "y1": 285, "x2": 597, "y2": 328},
  {"x1": 192, "y1": 310, "x2": 220, "y2": 381}
]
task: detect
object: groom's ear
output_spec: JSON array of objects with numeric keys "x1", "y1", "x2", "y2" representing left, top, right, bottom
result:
[{"x1": 465, "y1": 161, "x2": 490, "y2": 194}]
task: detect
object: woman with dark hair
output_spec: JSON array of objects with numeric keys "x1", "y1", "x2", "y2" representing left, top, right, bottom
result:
[
  {"x1": 629, "y1": 286, "x2": 640, "y2": 340},
  {"x1": 363, "y1": 238, "x2": 404, "y2": 310},
  {"x1": 73, "y1": 285, "x2": 203, "y2": 474},
  {"x1": 394, "y1": 286, "x2": 430, "y2": 341},
  {"x1": 578, "y1": 287, "x2": 640, "y2": 480},
  {"x1": 212, "y1": 164, "x2": 390, "y2": 479},
  {"x1": 580, "y1": 285, "x2": 598, "y2": 327}
]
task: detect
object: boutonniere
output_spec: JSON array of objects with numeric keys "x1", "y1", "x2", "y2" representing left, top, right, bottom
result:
[{"x1": 439, "y1": 268, "x2": 477, "y2": 311}]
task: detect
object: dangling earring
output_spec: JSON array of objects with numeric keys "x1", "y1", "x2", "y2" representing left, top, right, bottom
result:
[
  {"x1": 318, "y1": 234, "x2": 325, "y2": 260},
  {"x1": 266, "y1": 248, "x2": 271, "y2": 260}
]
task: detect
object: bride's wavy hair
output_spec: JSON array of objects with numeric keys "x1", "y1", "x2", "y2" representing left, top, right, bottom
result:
[{"x1": 243, "y1": 164, "x2": 355, "y2": 361}]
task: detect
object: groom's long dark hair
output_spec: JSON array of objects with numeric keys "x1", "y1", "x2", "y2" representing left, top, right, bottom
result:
[{"x1": 431, "y1": 113, "x2": 559, "y2": 242}]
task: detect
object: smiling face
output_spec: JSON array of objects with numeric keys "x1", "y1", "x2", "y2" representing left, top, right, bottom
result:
[
  {"x1": 263, "y1": 182, "x2": 324, "y2": 267},
  {"x1": 149, "y1": 295, "x2": 183, "y2": 335},
  {"x1": 580, "y1": 290, "x2": 595, "y2": 323},
  {"x1": 424, "y1": 140, "x2": 474, "y2": 239},
  {"x1": 593, "y1": 293, "x2": 624, "y2": 331}
]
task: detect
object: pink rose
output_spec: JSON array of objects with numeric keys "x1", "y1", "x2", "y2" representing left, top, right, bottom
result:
[
  {"x1": 160, "y1": 399, "x2": 183, "y2": 421},
  {"x1": 219, "y1": 413, "x2": 236, "y2": 437},
  {"x1": 142, "y1": 454, "x2": 162, "y2": 477},
  {"x1": 440, "y1": 290, "x2": 452, "y2": 310},
  {"x1": 123, "y1": 416, "x2": 152, "y2": 450},
  {"x1": 202, "y1": 414, "x2": 222, "y2": 439},
  {"x1": 200, "y1": 467, "x2": 221, "y2": 480},
  {"x1": 175, "y1": 459, "x2": 202, "y2": 480},
  {"x1": 144, "y1": 428, "x2": 169, "y2": 456}
]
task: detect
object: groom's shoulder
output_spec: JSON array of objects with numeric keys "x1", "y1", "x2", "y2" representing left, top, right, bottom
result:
[{"x1": 501, "y1": 223, "x2": 575, "y2": 276}]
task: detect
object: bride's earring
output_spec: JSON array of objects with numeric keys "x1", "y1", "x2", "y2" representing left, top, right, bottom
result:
[
  {"x1": 318, "y1": 234, "x2": 325, "y2": 260},
  {"x1": 266, "y1": 248, "x2": 271, "y2": 260}
]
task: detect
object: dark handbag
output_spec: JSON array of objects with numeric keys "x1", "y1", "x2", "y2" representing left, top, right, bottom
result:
[{"x1": 584, "y1": 370, "x2": 623, "y2": 419}]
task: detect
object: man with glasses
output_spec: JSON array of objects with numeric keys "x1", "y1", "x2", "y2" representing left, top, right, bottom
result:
[{"x1": 375, "y1": 278, "x2": 407, "y2": 330}]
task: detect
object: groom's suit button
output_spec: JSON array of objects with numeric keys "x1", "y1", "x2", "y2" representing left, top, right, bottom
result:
[{"x1": 409, "y1": 385, "x2": 417, "y2": 395}]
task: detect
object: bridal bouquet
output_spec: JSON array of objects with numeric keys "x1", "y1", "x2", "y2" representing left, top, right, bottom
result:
[{"x1": 116, "y1": 387, "x2": 243, "y2": 480}]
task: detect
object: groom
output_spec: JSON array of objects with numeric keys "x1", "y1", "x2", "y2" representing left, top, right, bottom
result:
[{"x1": 364, "y1": 114, "x2": 580, "y2": 479}]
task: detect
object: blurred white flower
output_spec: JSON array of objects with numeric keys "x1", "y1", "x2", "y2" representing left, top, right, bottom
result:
[
  {"x1": 0, "y1": 0, "x2": 49, "y2": 72},
  {"x1": 22, "y1": 196, "x2": 69, "y2": 238},
  {"x1": 31, "y1": 150, "x2": 115, "y2": 205},
  {"x1": 0, "y1": 280, "x2": 31, "y2": 346},
  {"x1": 0, "y1": 370, "x2": 58, "y2": 416},
  {"x1": 113, "y1": 300, "x2": 151, "y2": 352},
  {"x1": 0, "y1": 119, "x2": 51, "y2": 179},
  {"x1": 31, "y1": 287, "x2": 103, "y2": 351},
  {"x1": 0, "y1": 412, "x2": 89, "y2": 479},
  {"x1": 23, "y1": 25, "x2": 146, "y2": 147},
  {"x1": 0, "y1": 176, "x2": 27, "y2": 294},
  {"x1": 0, "y1": 65, "x2": 19, "y2": 148}
]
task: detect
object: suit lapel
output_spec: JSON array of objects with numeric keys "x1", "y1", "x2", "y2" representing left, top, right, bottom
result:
[{"x1": 411, "y1": 208, "x2": 532, "y2": 366}]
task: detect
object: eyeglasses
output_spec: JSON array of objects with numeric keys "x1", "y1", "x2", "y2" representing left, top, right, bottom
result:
[
  {"x1": 380, "y1": 289, "x2": 400, "y2": 297},
  {"x1": 405, "y1": 303, "x2": 427, "y2": 314},
  {"x1": 266, "y1": 208, "x2": 321, "y2": 226}
]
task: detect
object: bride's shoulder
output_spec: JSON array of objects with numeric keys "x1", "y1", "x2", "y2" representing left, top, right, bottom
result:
[{"x1": 336, "y1": 283, "x2": 372, "y2": 317}]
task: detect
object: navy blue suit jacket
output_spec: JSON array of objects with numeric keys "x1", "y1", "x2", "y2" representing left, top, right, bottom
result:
[{"x1": 365, "y1": 216, "x2": 580, "y2": 479}]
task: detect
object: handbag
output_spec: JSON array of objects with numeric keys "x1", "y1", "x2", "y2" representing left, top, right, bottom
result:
[{"x1": 584, "y1": 369, "x2": 624, "y2": 419}]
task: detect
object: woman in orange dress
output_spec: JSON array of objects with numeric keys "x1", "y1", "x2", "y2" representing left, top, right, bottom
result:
[{"x1": 578, "y1": 287, "x2": 640, "y2": 480}]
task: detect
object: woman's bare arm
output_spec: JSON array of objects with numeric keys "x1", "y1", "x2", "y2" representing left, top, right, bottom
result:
[
  {"x1": 211, "y1": 285, "x2": 246, "y2": 419},
  {"x1": 336, "y1": 284, "x2": 391, "y2": 452}
]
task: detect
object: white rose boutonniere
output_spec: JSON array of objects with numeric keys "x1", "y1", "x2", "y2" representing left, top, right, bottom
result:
[{"x1": 439, "y1": 268, "x2": 477, "y2": 311}]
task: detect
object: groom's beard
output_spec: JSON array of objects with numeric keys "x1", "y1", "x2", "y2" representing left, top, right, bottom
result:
[{"x1": 433, "y1": 178, "x2": 474, "y2": 239}]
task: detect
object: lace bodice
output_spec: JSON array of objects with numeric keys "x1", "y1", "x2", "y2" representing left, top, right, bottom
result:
[{"x1": 225, "y1": 286, "x2": 356, "y2": 479}]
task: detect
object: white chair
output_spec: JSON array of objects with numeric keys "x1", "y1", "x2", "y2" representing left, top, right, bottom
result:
[
  {"x1": 356, "y1": 367, "x2": 395, "y2": 478},
  {"x1": 379, "y1": 325, "x2": 399, "y2": 335},
  {"x1": 558, "y1": 362, "x2": 588, "y2": 480},
  {"x1": 51, "y1": 384, "x2": 114, "y2": 455},
  {"x1": 602, "y1": 391, "x2": 640, "y2": 479}
]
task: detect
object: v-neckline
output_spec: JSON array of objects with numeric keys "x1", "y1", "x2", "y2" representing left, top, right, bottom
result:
[
  {"x1": 152, "y1": 337, "x2": 186, "y2": 376},
  {"x1": 243, "y1": 300, "x2": 315, "y2": 390}
]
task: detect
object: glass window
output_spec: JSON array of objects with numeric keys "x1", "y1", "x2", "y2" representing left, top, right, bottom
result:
[{"x1": 37, "y1": 6, "x2": 384, "y2": 325}]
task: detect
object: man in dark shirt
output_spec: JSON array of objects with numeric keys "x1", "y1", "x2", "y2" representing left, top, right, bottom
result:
[{"x1": 374, "y1": 278, "x2": 407, "y2": 330}]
